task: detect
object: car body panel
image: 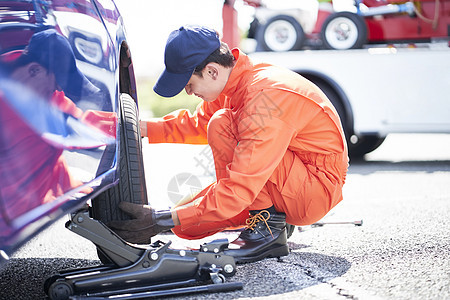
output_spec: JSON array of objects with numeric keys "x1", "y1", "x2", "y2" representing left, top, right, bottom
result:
[{"x1": 0, "y1": 0, "x2": 133, "y2": 261}]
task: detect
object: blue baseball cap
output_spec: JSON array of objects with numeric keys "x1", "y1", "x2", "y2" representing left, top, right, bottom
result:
[
  {"x1": 26, "y1": 29, "x2": 99, "y2": 99},
  {"x1": 1, "y1": 29, "x2": 99, "y2": 100},
  {"x1": 153, "y1": 25, "x2": 220, "y2": 98}
]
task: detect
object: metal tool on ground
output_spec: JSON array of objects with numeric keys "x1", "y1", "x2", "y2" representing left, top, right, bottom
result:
[
  {"x1": 311, "y1": 220, "x2": 363, "y2": 227},
  {"x1": 44, "y1": 209, "x2": 242, "y2": 300}
]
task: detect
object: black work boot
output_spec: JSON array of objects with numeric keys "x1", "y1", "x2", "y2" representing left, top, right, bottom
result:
[{"x1": 224, "y1": 206, "x2": 289, "y2": 263}]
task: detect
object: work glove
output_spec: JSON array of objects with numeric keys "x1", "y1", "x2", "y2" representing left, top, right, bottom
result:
[{"x1": 107, "y1": 202, "x2": 174, "y2": 244}]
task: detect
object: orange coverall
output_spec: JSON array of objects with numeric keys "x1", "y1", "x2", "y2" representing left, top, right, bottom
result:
[{"x1": 147, "y1": 49, "x2": 348, "y2": 239}]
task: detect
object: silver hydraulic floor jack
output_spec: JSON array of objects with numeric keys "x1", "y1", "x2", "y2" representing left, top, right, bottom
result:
[{"x1": 44, "y1": 209, "x2": 242, "y2": 300}]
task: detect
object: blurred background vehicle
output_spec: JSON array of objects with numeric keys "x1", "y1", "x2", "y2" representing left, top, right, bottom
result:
[
  {"x1": 250, "y1": 42, "x2": 450, "y2": 158},
  {"x1": 0, "y1": 0, "x2": 146, "y2": 264},
  {"x1": 248, "y1": 0, "x2": 450, "y2": 51}
]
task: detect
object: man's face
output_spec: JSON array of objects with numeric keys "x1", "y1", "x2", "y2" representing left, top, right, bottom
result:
[
  {"x1": 184, "y1": 63, "x2": 227, "y2": 102},
  {"x1": 11, "y1": 62, "x2": 57, "y2": 100}
]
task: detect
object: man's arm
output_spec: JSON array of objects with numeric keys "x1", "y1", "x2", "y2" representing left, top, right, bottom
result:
[
  {"x1": 140, "y1": 120, "x2": 148, "y2": 137},
  {"x1": 140, "y1": 98, "x2": 223, "y2": 144}
]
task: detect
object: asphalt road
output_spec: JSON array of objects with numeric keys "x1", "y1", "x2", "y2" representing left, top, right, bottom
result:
[{"x1": 1, "y1": 134, "x2": 449, "y2": 300}]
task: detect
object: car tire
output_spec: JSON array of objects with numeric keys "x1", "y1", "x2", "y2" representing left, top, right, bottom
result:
[
  {"x1": 257, "y1": 15, "x2": 305, "y2": 52},
  {"x1": 91, "y1": 93, "x2": 147, "y2": 226},
  {"x1": 321, "y1": 12, "x2": 367, "y2": 50}
]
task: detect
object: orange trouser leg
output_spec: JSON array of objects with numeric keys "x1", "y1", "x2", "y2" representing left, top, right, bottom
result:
[
  {"x1": 207, "y1": 109, "x2": 237, "y2": 181},
  {"x1": 207, "y1": 109, "x2": 273, "y2": 210},
  {"x1": 172, "y1": 209, "x2": 249, "y2": 240},
  {"x1": 172, "y1": 109, "x2": 336, "y2": 239},
  {"x1": 265, "y1": 151, "x2": 334, "y2": 226},
  {"x1": 206, "y1": 108, "x2": 334, "y2": 223}
]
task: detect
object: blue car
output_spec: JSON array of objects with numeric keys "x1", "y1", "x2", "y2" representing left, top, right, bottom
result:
[{"x1": 0, "y1": 0, "x2": 147, "y2": 264}]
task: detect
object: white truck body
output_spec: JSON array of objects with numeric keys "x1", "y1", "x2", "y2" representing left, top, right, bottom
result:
[{"x1": 250, "y1": 44, "x2": 450, "y2": 155}]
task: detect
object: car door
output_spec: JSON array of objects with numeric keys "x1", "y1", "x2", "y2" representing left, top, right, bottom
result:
[{"x1": 0, "y1": 0, "x2": 118, "y2": 248}]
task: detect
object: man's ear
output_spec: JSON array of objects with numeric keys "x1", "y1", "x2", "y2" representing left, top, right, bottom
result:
[
  {"x1": 27, "y1": 62, "x2": 44, "y2": 77},
  {"x1": 205, "y1": 63, "x2": 218, "y2": 80}
]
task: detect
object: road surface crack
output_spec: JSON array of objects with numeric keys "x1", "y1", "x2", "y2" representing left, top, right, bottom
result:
[{"x1": 278, "y1": 258, "x2": 358, "y2": 299}]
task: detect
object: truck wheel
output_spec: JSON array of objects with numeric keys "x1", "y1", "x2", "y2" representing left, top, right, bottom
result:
[
  {"x1": 321, "y1": 12, "x2": 367, "y2": 50},
  {"x1": 257, "y1": 15, "x2": 305, "y2": 52},
  {"x1": 91, "y1": 93, "x2": 147, "y2": 261},
  {"x1": 348, "y1": 134, "x2": 386, "y2": 159}
]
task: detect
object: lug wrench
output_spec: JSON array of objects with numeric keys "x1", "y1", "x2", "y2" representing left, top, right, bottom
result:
[{"x1": 311, "y1": 220, "x2": 363, "y2": 227}]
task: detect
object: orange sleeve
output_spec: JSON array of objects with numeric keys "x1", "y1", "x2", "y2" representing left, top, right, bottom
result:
[
  {"x1": 146, "y1": 97, "x2": 222, "y2": 144},
  {"x1": 51, "y1": 91, "x2": 83, "y2": 119},
  {"x1": 177, "y1": 112, "x2": 296, "y2": 229},
  {"x1": 81, "y1": 110, "x2": 117, "y2": 138}
]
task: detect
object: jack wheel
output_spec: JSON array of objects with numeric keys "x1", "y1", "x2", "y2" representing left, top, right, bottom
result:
[
  {"x1": 48, "y1": 280, "x2": 74, "y2": 300},
  {"x1": 43, "y1": 275, "x2": 62, "y2": 295},
  {"x1": 212, "y1": 273, "x2": 226, "y2": 284}
]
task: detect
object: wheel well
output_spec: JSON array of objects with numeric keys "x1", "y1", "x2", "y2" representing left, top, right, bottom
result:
[
  {"x1": 119, "y1": 41, "x2": 138, "y2": 102},
  {"x1": 300, "y1": 72, "x2": 354, "y2": 138}
]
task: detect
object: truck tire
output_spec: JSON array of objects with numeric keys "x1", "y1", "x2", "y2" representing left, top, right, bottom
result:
[
  {"x1": 348, "y1": 134, "x2": 386, "y2": 159},
  {"x1": 313, "y1": 79, "x2": 384, "y2": 158},
  {"x1": 321, "y1": 12, "x2": 367, "y2": 50},
  {"x1": 91, "y1": 93, "x2": 147, "y2": 224},
  {"x1": 257, "y1": 15, "x2": 305, "y2": 52}
]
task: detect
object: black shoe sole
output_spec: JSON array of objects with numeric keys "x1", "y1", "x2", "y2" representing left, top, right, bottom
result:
[{"x1": 233, "y1": 244, "x2": 290, "y2": 264}]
